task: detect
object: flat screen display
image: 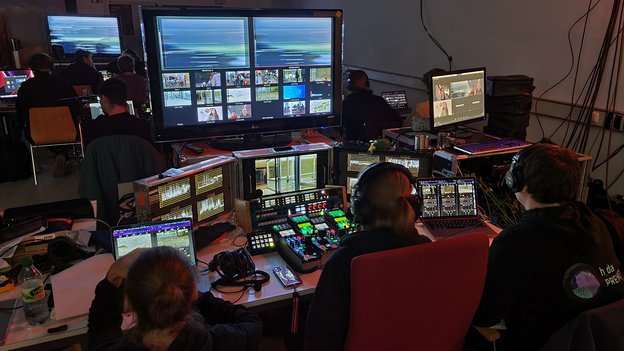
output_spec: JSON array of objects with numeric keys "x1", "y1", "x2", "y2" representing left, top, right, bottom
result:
[
  {"x1": 142, "y1": 8, "x2": 342, "y2": 142},
  {"x1": 429, "y1": 68, "x2": 486, "y2": 131},
  {"x1": 47, "y1": 15, "x2": 122, "y2": 55}
]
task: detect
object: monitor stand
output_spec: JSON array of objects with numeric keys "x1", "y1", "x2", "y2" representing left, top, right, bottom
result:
[{"x1": 209, "y1": 133, "x2": 292, "y2": 151}]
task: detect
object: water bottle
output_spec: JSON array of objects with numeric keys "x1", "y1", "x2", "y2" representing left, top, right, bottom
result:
[{"x1": 17, "y1": 257, "x2": 49, "y2": 325}]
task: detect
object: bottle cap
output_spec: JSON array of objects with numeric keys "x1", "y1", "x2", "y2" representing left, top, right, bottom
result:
[{"x1": 19, "y1": 256, "x2": 33, "y2": 266}]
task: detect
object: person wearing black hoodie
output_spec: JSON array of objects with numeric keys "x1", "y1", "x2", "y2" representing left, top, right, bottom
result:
[
  {"x1": 341, "y1": 70, "x2": 402, "y2": 141},
  {"x1": 304, "y1": 163, "x2": 431, "y2": 351},
  {"x1": 472, "y1": 144, "x2": 624, "y2": 351},
  {"x1": 88, "y1": 246, "x2": 262, "y2": 351}
]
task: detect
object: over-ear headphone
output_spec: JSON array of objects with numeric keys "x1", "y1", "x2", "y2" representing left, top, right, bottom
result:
[
  {"x1": 505, "y1": 144, "x2": 543, "y2": 192},
  {"x1": 347, "y1": 70, "x2": 369, "y2": 91},
  {"x1": 208, "y1": 248, "x2": 269, "y2": 292},
  {"x1": 351, "y1": 162, "x2": 421, "y2": 226}
]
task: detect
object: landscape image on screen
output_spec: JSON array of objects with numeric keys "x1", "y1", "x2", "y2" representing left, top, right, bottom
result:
[
  {"x1": 157, "y1": 17, "x2": 250, "y2": 70},
  {"x1": 254, "y1": 18, "x2": 332, "y2": 67},
  {"x1": 48, "y1": 16, "x2": 121, "y2": 55},
  {"x1": 256, "y1": 86, "x2": 279, "y2": 101}
]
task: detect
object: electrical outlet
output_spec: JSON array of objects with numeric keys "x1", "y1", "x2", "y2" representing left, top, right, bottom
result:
[{"x1": 591, "y1": 111, "x2": 600, "y2": 125}]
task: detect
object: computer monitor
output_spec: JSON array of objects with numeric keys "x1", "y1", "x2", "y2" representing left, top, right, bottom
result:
[
  {"x1": 46, "y1": 15, "x2": 122, "y2": 56},
  {"x1": 141, "y1": 7, "x2": 343, "y2": 143},
  {"x1": 88, "y1": 99, "x2": 135, "y2": 119},
  {"x1": 0, "y1": 70, "x2": 34, "y2": 95},
  {"x1": 429, "y1": 67, "x2": 486, "y2": 131}
]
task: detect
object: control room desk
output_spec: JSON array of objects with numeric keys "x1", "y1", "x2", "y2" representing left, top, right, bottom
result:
[{"x1": 0, "y1": 222, "x2": 500, "y2": 350}]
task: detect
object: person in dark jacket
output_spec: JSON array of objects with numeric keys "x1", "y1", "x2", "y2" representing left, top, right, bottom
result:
[
  {"x1": 471, "y1": 143, "x2": 624, "y2": 351},
  {"x1": 88, "y1": 246, "x2": 262, "y2": 351},
  {"x1": 112, "y1": 54, "x2": 149, "y2": 107},
  {"x1": 304, "y1": 163, "x2": 431, "y2": 351},
  {"x1": 81, "y1": 78, "x2": 151, "y2": 149},
  {"x1": 16, "y1": 52, "x2": 80, "y2": 177},
  {"x1": 59, "y1": 49, "x2": 103, "y2": 94},
  {"x1": 341, "y1": 70, "x2": 402, "y2": 141}
]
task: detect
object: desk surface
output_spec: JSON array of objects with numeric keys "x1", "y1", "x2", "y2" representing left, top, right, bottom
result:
[{"x1": 0, "y1": 222, "x2": 500, "y2": 350}]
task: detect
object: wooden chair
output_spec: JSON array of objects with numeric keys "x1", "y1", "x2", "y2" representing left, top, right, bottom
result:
[
  {"x1": 345, "y1": 232, "x2": 489, "y2": 351},
  {"x1": 72, "y1": 85, "x2": 92, "y2": 96},
  {"x1": 28, "y1": 106, "x2": 83, "y2": 185}
]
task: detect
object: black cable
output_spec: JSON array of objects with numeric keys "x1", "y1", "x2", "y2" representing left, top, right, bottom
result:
[
  {"x1": 608, "y1": 167, "x2": 624, "y2": 189},
  {"x1": 0, "y1": 305, "x2": 23, "y2": 311},
  {"x1": 197, "y1": 258, "x2": 210, "y2": 269},
  {"x1": 592, "y1": 143, "x2": 624, "y2": 170},
  {"x1": 419, "y1": 0, "x2": 453, "y2": 70},
  {"x1": 542, "y1": 0, "x2": 604, "y2": 141},
  {"x1": 232, "y1": 233, "x2": 248, "y2": 247}
]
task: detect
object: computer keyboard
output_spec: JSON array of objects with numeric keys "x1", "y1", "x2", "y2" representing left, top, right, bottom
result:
[
  {"x1": 193, "y1": 221, "x2": 237, "y2": 249},
  {"x1": 454, "y1": 139, "x2": 531, "y2": 155},
  {"x1": 425, "y1": 219, "x2": 483, "y2": 229}
]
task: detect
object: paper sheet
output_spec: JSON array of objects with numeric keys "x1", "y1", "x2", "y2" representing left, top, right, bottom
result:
[{"x1": 51, "y1": 253, "x2": 114, "y2": 320}]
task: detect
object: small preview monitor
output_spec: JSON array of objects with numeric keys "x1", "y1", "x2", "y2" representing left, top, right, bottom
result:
[
  {"x1": 416, "y1": 177, "x2": 479, "y2": 219},
  {"x1": 429, "y1": 68, "x2": 486, "y2": 131},
  {"x1": 88, "y1": 100, "x2": 135, "y2": 119},
  {"x1": 111, "y1": 218, "x2": 196, "y2": 264},
  {"x1": 0, "y1": 70, "x2": 34, "y2": 95}
]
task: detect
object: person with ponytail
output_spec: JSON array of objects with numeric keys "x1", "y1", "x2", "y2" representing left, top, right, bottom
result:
[
  {"x1": 304, "y1": 163, "x2": 431, "y2": 351},
  {"x1": 88, "y1": 246, "x2": 262, "y2": 351}
]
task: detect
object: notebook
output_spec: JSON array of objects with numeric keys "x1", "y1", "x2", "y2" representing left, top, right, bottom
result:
[
  {"x1": 89, "y1": 99, "x2": 135, "y2": 119},
  {"x1": 381, "y1": 90, "x2": 411, "y2": 114},
  {"x1": 416, "y1": 177, "x2": 498, "y2": 238},
  {"x1": 111, "y1": 218, "x2": 196, "y2": 264}
]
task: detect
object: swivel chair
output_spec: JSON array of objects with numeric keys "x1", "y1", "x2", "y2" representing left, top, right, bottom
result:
[{"x1": 345, "y1": 232, "x2": 489, "y2": 351}]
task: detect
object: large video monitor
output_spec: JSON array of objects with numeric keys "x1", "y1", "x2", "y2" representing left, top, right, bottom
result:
[
  {"x1": 429, "y1": 67, "x2": 486, "y2": 131},
  {"x1": 141, "y1": 8, "x2": 343, "y2": 142},
  {"x1": 46, "y1": 15, "x2": 122, "y2": 56}
]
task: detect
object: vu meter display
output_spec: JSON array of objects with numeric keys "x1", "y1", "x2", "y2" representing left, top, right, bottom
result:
[
  {"x1": 417, "y1": 177, "x2": 478, "y2": 218},
  {"x1": 197, "y1": 193, "x2": 225, "y2": 221},
  {"x1": 161, "y1": 205, "x2": 193, "y2": 221},
  {"x1": 158, "y1": 178, "x2": 191, "y2": 208},
  {"x1": 195, "y1": 167, "x2": 223, "y2": 195}
]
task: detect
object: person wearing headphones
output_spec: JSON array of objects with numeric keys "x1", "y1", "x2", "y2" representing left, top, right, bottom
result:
[
  {"x1": 470, "y1": 144, "x2": 623, "y2": 351},
  {"x1": 341, "y1": 70, "x2": 402, "y2": 141},
  {"x1": 88, "y1": 246, "x2": 263, "y2": 351},
  {"x1": 304, "y1": 163, "x2": 430, "y2": 351}
]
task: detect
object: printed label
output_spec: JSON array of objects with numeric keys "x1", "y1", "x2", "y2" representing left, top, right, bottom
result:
[{"x1": 22, "y1": 284, "x2": 44, "y2": 303}]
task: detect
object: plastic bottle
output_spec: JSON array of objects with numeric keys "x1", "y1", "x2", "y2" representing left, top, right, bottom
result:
[{"x1": 17, "y1": 257, "x2": 49, "y2": 325}]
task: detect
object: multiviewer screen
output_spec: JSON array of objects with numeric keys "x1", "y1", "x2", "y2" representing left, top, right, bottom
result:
[
  {"x1": 154, "y1": 16, "x2": 334, "y2": 127},
  {"x1": 431, "y1": 69, "x2": 485, "y2": 129}
]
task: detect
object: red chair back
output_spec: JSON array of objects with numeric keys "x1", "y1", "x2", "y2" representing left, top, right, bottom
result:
[{"x1": 345, "y1": 232, "x2": 489, "y2": 351}]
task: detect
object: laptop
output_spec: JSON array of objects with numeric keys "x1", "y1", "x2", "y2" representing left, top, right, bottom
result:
[
  {"x1": 381, "y1": 90, "x2": 411, "y2": 115},
  {"x1": 111, "y1": 218, "x2": 197, "y2": 264},
  {"x1": 416, "y1": 177, "x2": 498, "y2": 238},
  {"x1": 89, "y1": 99, "x2": 135, "y2": 119}
]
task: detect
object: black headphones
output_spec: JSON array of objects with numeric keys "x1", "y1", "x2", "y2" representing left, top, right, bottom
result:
[
  {"x1": 505, "y1": 143, "x2": 551, "y2": 192},
  {"x1": 346, "y1": 70, "x2": 369, "y2": 91},
  {"x1": 350, "y1": 162, "x2": 421, "y2": 226},
  {"x1": 208, "y1": 248, "x2": 269, "y2": 291}
]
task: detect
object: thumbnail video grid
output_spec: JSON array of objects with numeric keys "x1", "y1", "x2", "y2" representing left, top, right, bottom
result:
[{"x1": 161, "y1": 66, "x2": 332, "y2": 124}]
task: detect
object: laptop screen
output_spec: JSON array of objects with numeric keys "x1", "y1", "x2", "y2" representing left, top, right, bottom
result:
[
  {"x1": 381, "y1": 90, "x2": 408, "y2": 110},
  {"x1": 0, "y1": 70, "x2": 33, "y2": 94},
  {"x1": 111, "y1": 218, "x2": 196, "y2": 264},
  {"x1": 417, "y1": 177, "x2": 479, "y2": 219},
  {"x1": 89, "y1": 100, "x2": 135, "y2": 119}
]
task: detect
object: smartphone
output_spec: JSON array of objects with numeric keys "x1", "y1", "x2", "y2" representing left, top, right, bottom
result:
[{"x1": 273, "y1": 266, "x2": 302, "y2": 287}]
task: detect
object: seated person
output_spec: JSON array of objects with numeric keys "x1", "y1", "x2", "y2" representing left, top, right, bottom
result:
[
  {"x1": 106, "y1": 49, "x2": 147, "y2": 79},
  {"x1": 341, "y1": 70, "x2": 402, "y2": 141},
  {"x1": 82, "y1": 79, "x2": 151, "y2": 149},
  {"x1": 304, "y1": 162, "x2": 431, "y2": 351},
  {"x1": 16, "y1": 52, "x2": 80, "y2": 177},
  {"x1": 112, "y1": 54, "x2": 149, "y2": 107},
  {"x1": 471, "y1": 143, "x2": 624, "y2": 351},
  {"x1": 88, "y1": 246, "x2": 262, "y2": 350},
  {"x1": 410, "y1": 68, "x2": 447, "y2": 129},
  {"x1": 59, "y1": 49, "x2": 103, "y2": 94}
]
